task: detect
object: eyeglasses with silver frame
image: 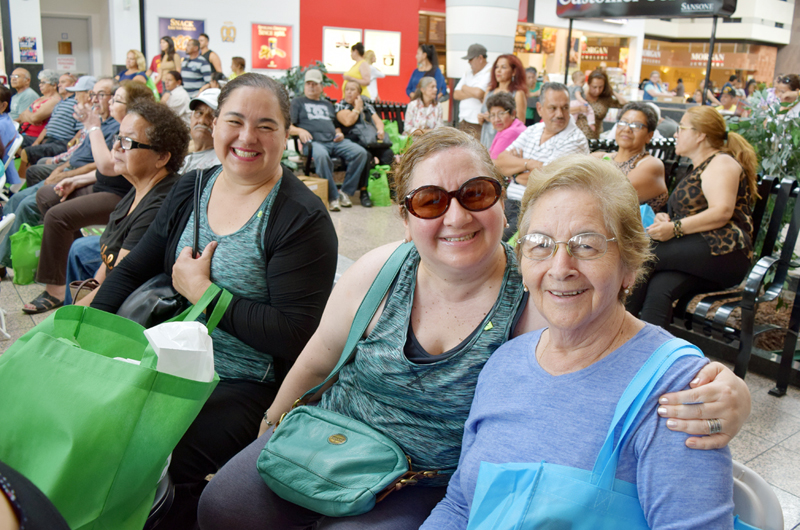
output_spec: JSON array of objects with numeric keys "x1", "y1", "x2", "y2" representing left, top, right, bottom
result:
[{"x1": 517, "y1": 232, "x2": 617, "y2": 261}]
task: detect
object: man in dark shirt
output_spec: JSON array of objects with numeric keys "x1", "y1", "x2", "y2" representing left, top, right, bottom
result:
[
  {"x1": 198, "y1": 33, "x2": 223, "y2": 74},
  {"x1": 289, "y1": 69, "x2": 368, "y2": 211}
]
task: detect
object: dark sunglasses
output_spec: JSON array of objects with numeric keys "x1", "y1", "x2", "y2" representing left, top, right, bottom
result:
[{"x1": 404, "y1": 177, "x2": 502, "y2": 219}]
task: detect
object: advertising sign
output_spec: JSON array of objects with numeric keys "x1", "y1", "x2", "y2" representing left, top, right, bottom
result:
[
  {"x1": 158, "y1": 18, "x2": 205, "y2": 58},
  {"x1": 322, "y1": 27, "x2": 362, "y2": 74},
  {"x1": 18, "y1": 37, "x2": 37, "y2": 63},
  {"x1": 363, "y1": 30, "x2": 401, "y2": 76},
  {"x1": 556, "y1": 0, "x2": 737, "y2": 19},
  {"x1": 251, "y1": 24, "x2": 292, "y2": 70}
]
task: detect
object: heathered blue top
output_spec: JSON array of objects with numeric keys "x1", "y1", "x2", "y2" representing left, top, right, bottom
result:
[{"x1": 422, "y1": 324, "x2": 734, "y2": 530}]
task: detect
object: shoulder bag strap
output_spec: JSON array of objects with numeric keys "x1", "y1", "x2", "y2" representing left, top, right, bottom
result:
[
  {"x1": 299, "y1": 241, "x2": 414, "y2": 401},
  {"x1": 192, "y1": 169, "x2": 204, "y2": 257},
  {"x1": 591, "y1": 338, "x2": 703, "y2": 489}
]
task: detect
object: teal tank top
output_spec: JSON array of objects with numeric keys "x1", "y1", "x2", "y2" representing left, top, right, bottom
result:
[
  {"x1": 176, "y1": 167, "x2": 282, "y2": 382},
  {"x1": 318, "y1": 243, "x2": 524, "y2": 485}
]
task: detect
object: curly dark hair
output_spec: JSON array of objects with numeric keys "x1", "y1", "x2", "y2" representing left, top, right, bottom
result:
[
  {"x1": 217, "y1": 72, "x2": 290, "y2": 129},
  {"x1": 126, "y1": 100, "x2": 190, "y2": 173},
  {"x1": 485, "y1": 91, "x2": 516, "y2": 115}
]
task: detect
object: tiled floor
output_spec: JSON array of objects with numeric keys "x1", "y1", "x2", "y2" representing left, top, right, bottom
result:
[{"x1": 2, "y1": 200, "x2": 799, "y2": 528}]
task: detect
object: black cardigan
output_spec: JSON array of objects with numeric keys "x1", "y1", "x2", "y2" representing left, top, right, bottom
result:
[{"x1": 92, "y1": 165, "x2": 339, "y2": 382}]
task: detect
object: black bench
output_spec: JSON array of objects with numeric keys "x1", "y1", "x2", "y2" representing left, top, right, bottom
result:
[
  {"x1": 373, "y1": 101, "x2": 407, "y2": 135},
  {"x1": 673, "y1": 176, "x2": 800, "y2": 396},
  {"x1": 587, "y1": 138, "x2": 682, "y2": 189}
]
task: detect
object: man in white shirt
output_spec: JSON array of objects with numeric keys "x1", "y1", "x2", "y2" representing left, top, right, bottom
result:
[
  {"x1": 496, "y1": 82, "x2": 589, "y2": 239},
  {"x1": 181, "y1": 89, "x2": 221, "y2": 174},
  {"x1": 454, "y1": 44, "x2": 491, "y2": 140}
]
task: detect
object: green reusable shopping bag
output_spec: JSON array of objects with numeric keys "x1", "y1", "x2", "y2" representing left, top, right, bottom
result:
[
  {"x1": 10, "y1": 222, "x2": 44, "y2": 285},
  {"x1": 0, "y1": 284, "x2": 231, "y2": 530},
  {"x1": 382, "y1": 120, "x2": 403, "y2": 155},
  {"x1": 367, "y1": 165, "x2": 392, "y2": 207}
]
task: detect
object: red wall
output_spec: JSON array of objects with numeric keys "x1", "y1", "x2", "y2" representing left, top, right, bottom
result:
[{"x1": 299, "y1": 0, "x2": 421, "y2": 102}]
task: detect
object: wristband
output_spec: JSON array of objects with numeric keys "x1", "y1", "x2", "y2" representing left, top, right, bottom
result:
[
  {"x1": 263, "y1": 410, "x2": 275, "y2": 428},
  {"x1": 673, "y1": 219, "x2": 684, "y2": 239},
  {"x1": 86, "y1": 126, "x2": 101, "y2": 134},
  {"x1": 524, "y1": 160, "x2": 529, "y2": 171}
]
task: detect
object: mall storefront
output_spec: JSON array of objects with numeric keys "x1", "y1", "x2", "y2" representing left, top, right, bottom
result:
[{"x1": 641, "y1": 39, "x2": 778, "y2": 95}]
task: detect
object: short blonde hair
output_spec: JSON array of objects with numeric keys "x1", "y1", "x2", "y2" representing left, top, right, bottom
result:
[
  {"x1": 128, "y1": 49, "x2": 146, "y2": 72},
  {"x1": 392, "y1": 127, "x2": 503, "y2": 218},
  {"x1": 364, "y1": 50, "x2": 376, "y2": 63},
  {"x1": 516, "y1": 155, "x2": 652, "y2": 300}
]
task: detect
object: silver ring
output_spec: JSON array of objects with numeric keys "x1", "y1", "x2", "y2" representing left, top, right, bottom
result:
[{"x1": 707, "y1": 418, "x2": 722, "y2": 435}]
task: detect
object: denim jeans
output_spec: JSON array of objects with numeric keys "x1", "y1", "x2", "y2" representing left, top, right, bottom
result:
[
  {"x1": 64, "y1": 235, "x2": 102, "y2": 305},
  {"x1": 0, "y1": 181, "x2": 46, "y2": 267},
  {"x1": 310, "y1": 139, "x2": 368, "y2": 200}
]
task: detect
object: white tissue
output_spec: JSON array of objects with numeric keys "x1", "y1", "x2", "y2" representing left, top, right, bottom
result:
[{"x1": 143, "y1": 321, "x2": 215, "y2": 382}]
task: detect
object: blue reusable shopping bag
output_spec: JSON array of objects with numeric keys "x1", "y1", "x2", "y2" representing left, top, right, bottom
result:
[
  {"x1": 640, "y1": 204, "x2": 656, "y2": 229},
  {"x1": 467, "y1": 339, "x2": 702, "y2": 530}
]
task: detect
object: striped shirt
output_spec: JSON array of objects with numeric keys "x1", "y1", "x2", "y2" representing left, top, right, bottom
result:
[
  {"x1": 181, "y1": 55, "x2": 212, "y2": 97},
  {"x1": 44, "y1": 96, "x2": 80, "y2": 141},
  {"x1": 505, "y1": 119, "x2": 589, "y2": 201},
  {"x1": 318, "y1": 244, "x2": 524, "y2": 485}
]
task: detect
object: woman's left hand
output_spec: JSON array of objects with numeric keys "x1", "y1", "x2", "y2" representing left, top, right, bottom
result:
[
  {"x1": 172, "y1": 241, "x2": 217, "y2": 304},
  {"x1": 646, "y1": 220, "x2": 674, "y2": 242},
  {"x1": 657, "y1": 362, "x2": 751, "y2": 449}
]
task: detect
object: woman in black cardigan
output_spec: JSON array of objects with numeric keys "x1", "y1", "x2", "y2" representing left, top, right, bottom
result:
[{"x1": 91, "y1": 73, "x2": 338, "y2": 528}]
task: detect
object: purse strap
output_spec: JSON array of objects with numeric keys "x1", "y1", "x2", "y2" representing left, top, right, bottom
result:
[
  {"x1": 299, "y1": 241, "x2": 414, "y2": 402},
  {"x1": 591, "y1": 338, "x2": 703, "y2": 490},
  {"x1": 192, "y1": 169, "x2": 204, "y2": 257}
]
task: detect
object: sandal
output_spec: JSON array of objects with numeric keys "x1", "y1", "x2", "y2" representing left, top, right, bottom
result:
[{"x1": 22, "y1": 290, "x2": 64, "y2": 314}]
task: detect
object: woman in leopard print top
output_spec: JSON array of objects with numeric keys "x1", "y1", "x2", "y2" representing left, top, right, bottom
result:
[{"x1": 626, "y1": 105, "x2": 758, "y2": 328}]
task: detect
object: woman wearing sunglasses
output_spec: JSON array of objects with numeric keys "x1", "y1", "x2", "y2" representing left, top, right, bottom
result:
[
  {"x1": 199, "y1": 128, "x2": 751, "y2": 530},
  {"x1": 592, "y1": 102, "x2": 668, "y2": 212}
]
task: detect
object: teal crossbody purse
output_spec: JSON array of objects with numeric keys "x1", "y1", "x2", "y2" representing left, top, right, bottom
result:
[{"x1": 257, "y1": 242, "x2": 443, "y2": 517}]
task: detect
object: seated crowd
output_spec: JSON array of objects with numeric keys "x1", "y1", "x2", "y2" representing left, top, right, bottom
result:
[{"x1": 3, "y1": 51, "x2": 796, "y2": 529}]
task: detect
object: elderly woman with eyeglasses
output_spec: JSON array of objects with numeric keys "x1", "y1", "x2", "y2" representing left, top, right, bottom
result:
[
  {"x1": 198, "y1": 129, "x2": 751, "y2": 530},
  {"x1": 592, "y1": 102, "x2": 668, "y2": 212},
  {"x1": 485, "y1": 92, "x2": 527, "y2": 160},
  {"x1": 17, "y1": 69, "x2": 62, "y2": 148},
  {"x1": 422, "y1": 155, "x2": 737, "y2": 530},
  {"x1": 20, "y1": 81, "x2": 155, "y2": 313}
]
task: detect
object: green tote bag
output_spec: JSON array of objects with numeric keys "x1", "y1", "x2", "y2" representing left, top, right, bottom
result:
[
  {"x1": 0, "y1": 284, "x2": 231, "y2": 530},
  {"x1": 10, "y1": 222, "x2": 44, "y2": 285}
]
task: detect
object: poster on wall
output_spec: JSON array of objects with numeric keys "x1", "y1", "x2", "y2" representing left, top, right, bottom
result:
[
  {"x1": 158, "y1": 18, "x2": 205, "y2": 58},
  {"x1": 363, "y1": 30, "x2": 401, "y2": 77},
  {"x1": 322, "y1": 27, "x2": 362, "y2": 74},
  {"x1": 251, "y1": 24, "x2": 292, "y2": 70},
  {"x1": 18, "y1": 37, "x2": 37, "y2": 63}
]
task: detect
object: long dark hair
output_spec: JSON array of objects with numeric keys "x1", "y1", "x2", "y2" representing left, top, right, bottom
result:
[
  {"x1": 587, "y1": 70, "x2": 614, "y2": 99},
  {"x1": 419, "y1": 44, "x2": 438, "y2": 70},
  {"x1": 488, "y1": 54, "x2": 527, "y2": 94},
  {"x1": 160, "y1": 36, "x2": 177, "y2": 64}
]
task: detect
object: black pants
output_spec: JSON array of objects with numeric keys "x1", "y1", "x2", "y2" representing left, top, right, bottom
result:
[
  {"x1": 626, "y1": 233, "x2": 752, "y2": 328},
  {"x1": 156, "y1": 379, "x2": 278, "y2": 529},
  {"x1": 23, "y1": 137, "x2": 69, "y2": 165}
]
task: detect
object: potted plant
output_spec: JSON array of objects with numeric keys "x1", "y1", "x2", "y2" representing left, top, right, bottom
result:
[
  {"x1": 728, "y1": 91, "x2": 800, "y2": 179},
  {"x1": 278, "y1": 61, "x2": 338, "y2": 98}
]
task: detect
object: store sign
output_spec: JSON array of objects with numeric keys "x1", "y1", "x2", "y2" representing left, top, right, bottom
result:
[
  {"x1": 557, "y1": 0, "x2": 737, "y2": 19},
  {"x1": 690, "y1": 52, "x2": 724, "y2": 66},
  {"x1": 220, "y1": 22, "x2": 236, "y2": 43},
  {"x1": 158, "y1": 18, "x2": 205, "y2": 58},
  {"x1": 251, "y1": 24, "x2": 292, "y2": 70},
  {"x1": 581, "y1": 46, "x2": 621, "y2": 62}
]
